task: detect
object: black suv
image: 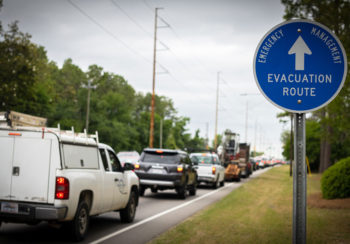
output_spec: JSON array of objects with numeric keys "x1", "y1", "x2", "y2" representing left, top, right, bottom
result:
[{"x1": 134, "y1": 148, "x2": 197, "y2": 199}]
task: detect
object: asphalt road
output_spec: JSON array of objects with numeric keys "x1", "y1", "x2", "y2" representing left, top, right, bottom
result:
[{"x1": 0, "y1": 168, "x2": 270, "y2": 244}]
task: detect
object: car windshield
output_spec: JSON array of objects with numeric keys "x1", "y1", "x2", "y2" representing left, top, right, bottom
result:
[
  {"x1": 141, "y1": 152, "x2": 180, "y2": 164},
  {"x1": 117, "y1": 152, "x2": 139, "y2": 162},
  {"x1": 191, "y1": 154, "x2": 217, "y2": 165}
]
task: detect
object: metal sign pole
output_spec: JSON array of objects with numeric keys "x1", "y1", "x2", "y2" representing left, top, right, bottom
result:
[{"x1": 293, "y1": 113, "x2": 307, "y2": 244}]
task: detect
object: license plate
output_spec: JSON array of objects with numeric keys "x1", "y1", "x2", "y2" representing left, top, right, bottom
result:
[
  {"x1": 150, "y1": 169, "x2": 164, "y2": 174},
  {"x1": 1, "y1": 202, "x2": 19, "y2": 214}
]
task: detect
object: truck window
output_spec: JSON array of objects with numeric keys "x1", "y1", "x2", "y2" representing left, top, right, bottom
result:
[
  {"x1": 62, "y1": 144, "x2": 99, "y2": 169},
  {"x1": 213, "y1": 156, "x2": 220, "y2": 165},
  {"x1": 99, "y1": 149, "x2": 109, "y2": 171},
  {"x1": 108, "y1": 150, "x2": 122, "y2": 172}
]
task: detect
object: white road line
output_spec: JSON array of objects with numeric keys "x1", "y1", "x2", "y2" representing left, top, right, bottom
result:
[{"x1": 89, "y1": 183, "x2": 236, "y2": 244}]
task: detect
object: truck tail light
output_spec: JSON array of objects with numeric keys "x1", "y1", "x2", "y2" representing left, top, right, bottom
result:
[
  {"x1": 177, "y1": 166, "x2": 183, "y2": 172},
  {"x1": 134, "y1": 163, "x2": 140, "y2": 170},
  {"x1": 9, "y1": 132, "x2": 22, "y2": 136},
  {"x1": 212, "y1": 166, "x2": 216, "y2": 175},
  {"x1": 55, "y1": 177, "x2": 69, "y2": 199}
]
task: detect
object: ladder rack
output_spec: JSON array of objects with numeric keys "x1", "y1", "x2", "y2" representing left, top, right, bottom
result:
[{"x1": 0, "y1": 124, "x2": 100, "y2": 145}]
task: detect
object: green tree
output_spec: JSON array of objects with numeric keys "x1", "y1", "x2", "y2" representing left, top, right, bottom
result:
[
  {"x1": 212, "y1": 134, "x2": 223, "y2": 150},
  {"x1": 277, "y1": 111, "x2": 293, "y2": 175},
  {"x1": 0, "y1": 21, "x2": 54, "y2": 116},
  {"x1": 186, "y1": 129, "x2": 206, "y2": 152},
  {"x1": 281, "y1": 118, "x2": 320, "y2": 171},
  {"x1": 48, "y1": 58, "x2": 86, "y2": 130}
]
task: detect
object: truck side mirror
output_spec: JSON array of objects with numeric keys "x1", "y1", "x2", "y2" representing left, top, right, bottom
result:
[{"x1": 123, "y1": 162, "x2": 135, "y2": 171}]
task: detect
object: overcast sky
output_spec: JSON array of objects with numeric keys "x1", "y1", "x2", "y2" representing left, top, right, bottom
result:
[{"x1": 1, "y1": 0, "x2": 289, "y2": 157}]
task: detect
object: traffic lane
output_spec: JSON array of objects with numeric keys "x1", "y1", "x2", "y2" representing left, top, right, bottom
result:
[
  {"x1": 86, "y1": 185, "x2": 226, "y2": 243},
  {"x1": 91, "y1": 184, "x2": 242, "y2": 244},
  {"x1": 89, "y1": 167, "x2": 270, "y2": 244},
  {"x1": 0, "y1": 187, "x2": 227, "y2": 244},
  {"x1": 0, "y1": 168, "x2": 270, "y2": 243}
]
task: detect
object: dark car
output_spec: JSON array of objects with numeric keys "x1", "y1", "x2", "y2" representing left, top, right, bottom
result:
[{"x1": 134, "y1": 148, "x2": 197, "y2": 199}]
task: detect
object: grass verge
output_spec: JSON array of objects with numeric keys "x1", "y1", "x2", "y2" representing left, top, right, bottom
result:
[{"x1": 149, "y1": 165, "x2": 350, "y2": 244}]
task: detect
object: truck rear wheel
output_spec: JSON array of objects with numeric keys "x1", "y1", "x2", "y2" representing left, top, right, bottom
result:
[
  {"x1": 212, "y1": 178, "x2": 219, "y2": 189},
  {"x1": 189, "y1": 179, "x2": 197, "y2": 196},
  {"x1": 220, "y1": 178, "x2": 225, "y2": 187},
  {"x1": 139, "y1": 186, "x2": 145, "y2": 196},
  {"x1": 177, "y1": 184, "x2": 187, "y2": 199},
  {"x1": 120, "y1": 190, "x2": 137, "y2": 223},
  {"x1": 70, "y1": 201, "x2": 89, "y2": 241}
]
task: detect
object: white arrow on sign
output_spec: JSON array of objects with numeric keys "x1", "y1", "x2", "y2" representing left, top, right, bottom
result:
[{"x1": 288, "y1": 36, "x2": 312, "y2": 71}]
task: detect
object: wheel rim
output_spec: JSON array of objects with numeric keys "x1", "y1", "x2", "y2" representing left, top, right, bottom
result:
[
  {"x1": 78, "y1": 208, "x2": 88, "y2": 234},
  {"x1": 129, "y1": 195, "x2": 136, "y2": 218}
]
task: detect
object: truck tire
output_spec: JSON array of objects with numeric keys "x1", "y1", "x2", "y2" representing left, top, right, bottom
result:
[
  {"x1": 237, "y1": 173, "x2": 241, "y2": 182},
  {"x1": 177, "y1": 184, "x2": 187, "y2": 199},
  {"x1": 139, "y1": 186, "x2": 145, "y2": 196},
  {"x1": 212, "y1": 178, "x2": 219, "y2": 189},
  {"x1": 189, "y1": 179, "x2": 197, "y2": 196},
  {"x1": 220, "y1": 178, "x2": 225, "y2": 187},
  {"x1": 70, "y1": 201, "x2": 89, "y2": 241},
  {"x1": 120, "y1": 190, "x2": 137, "y2": 223}
]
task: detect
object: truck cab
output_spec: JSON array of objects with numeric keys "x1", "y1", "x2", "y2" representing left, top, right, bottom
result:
[{"x1": 0, "y1": 126, "x2": 139, "y2": 241}]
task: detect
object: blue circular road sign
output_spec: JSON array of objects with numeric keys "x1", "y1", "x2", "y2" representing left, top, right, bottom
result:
[{"x1": 254, "y1": 19, "x2": 347, "y2": 113}]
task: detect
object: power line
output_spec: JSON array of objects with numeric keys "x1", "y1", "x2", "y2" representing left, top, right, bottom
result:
[
  {"x1": 142, "y1": 1, "x2": 217, "y2": 90},
  {"x1": 110, "y1": 0, "x2": 153, "y2": 38},
  {"x1": 142, "y1": 0, "x2": 154, "y2": 13},
  {"x1": 164, "y1": 16, "x2": 216, "y2": 77},
  {"x1": 68, "y1": 0, "x2": 152, "y2": 65},
  {"x1": 111, "y1": 1, "x2": 215, "y2": 94},
  {"x1": 108, "y1": 1, "x2": 187, "y2": 89}
]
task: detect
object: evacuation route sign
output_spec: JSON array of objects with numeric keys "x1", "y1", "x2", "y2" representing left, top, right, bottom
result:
[{"x1": 253, "y1": 19, "x2": 347, "y2": 113}]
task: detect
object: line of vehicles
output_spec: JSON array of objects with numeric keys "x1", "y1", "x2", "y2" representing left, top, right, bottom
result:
[{"x1": 0, "y1": 111, "x2": 284, "y2": 241}]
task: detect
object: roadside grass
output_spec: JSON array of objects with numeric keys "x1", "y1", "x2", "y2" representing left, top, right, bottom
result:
[{"x1": 149, "y1": 166, "x2": 350, "y2": 244}]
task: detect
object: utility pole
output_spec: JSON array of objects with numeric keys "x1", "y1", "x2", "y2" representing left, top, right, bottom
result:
[
  {"x1": 245, "y1": 100, "x2": 248, "y2": 142},
  {"x1": 214, "y1": 72, "x2": 220, "y2": 149},
  {"x1": 149, "y1": 8, "x2": 161, "y2": 148},
  {"x1": 254, "y1": 119, "x2": 257, "y2": 157},
  {"x1": 159, "y1": 118, "x2": 163, "y2": 148},
  {"x1": 82, "y1": 79, "x2": 97, "y2": 133},
  {"x1": 240, "y1": 93, "x2": 260, "y2": 143},
  {"x1": 205, "y1": 122, "x2": 209, "y2": 149}
]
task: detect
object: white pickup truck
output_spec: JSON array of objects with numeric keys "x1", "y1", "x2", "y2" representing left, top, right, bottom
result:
[
  {"x1": 0, "y1": 126, "x2": 139, "y2": 241},
  {"x1": 190, "y1": 152, "x2": 225, "y2": 188}
]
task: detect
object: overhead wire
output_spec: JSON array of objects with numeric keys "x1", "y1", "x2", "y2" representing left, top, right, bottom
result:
[
  {"x1": 67, "y1": 0, "x2": 151, "y2": 64},
  {"x1": 110, "y1": 0, "x2": 153, "y2": 37},
  {"x1": 68, "y1": 0, "x2": 228, "y2": 136},
  {"x1": 142, "y1": 1, "x2": 242, "y2": 100},
  {"x1": 140, "y1": 1, "x2": 214, "y2": 80},
  {"x1": 108, "y1": 0, "x2": 192, "y2": 90}
]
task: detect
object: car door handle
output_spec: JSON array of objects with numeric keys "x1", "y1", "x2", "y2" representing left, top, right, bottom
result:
[{"x1": 115, "y1": 178, "x2": 119, "y2": 182}]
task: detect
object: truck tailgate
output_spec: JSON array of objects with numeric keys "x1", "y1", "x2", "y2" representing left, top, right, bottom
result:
[
  {"x1": 0, "y1": 131, "x2": 54, "y2": 203},
  {"x1": 197, "y1": 165, "x2": 213, "y2": 176}
]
